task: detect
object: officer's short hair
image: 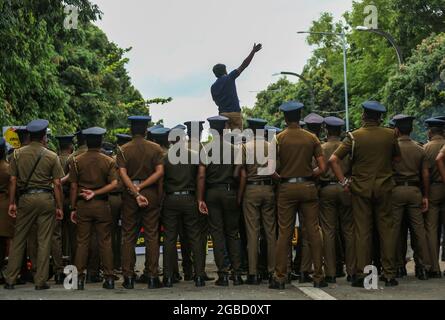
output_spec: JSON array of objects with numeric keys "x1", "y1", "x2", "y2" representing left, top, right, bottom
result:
[
  {"x1": 396, "y1": 124, "x2": 413, "y2": 135},
  {"x1": 131, "y1": 123, "x2": 148, "y2": 136},
  {"x1": 284, "y1": 110, "x2": 302, "y2": 123},
  {"x1": 86, "y1": 135, "x2": 103, "y2": 149},
  {"x1": 326, "y1": 125, "x2": 341, "y2": 137},
  {"x1": 363, "y1": 109, "x2": 382, "y2": 121},
  {"x1": 430, "y1": 127, "x2": 444, "y2": 136},
  {"x1": 29, "y1": 130, "x2": 46, "y2": 142},
  {"x1": 213, "y1": 64, "x2": 227, "y2": 78}
]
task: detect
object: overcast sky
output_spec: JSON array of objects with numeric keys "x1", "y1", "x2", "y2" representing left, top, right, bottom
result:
[{"x1": 92, "y1": 0, "x2": 353, "y2": 128}]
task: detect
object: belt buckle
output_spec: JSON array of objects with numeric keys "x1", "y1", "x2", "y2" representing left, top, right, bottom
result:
[{"x1": 132, "y1": 180, "x2": 141, "y2": 186}]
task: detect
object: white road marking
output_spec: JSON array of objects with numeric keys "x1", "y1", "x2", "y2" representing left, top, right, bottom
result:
[{"x1": 292, "y1": 283, "x2": 337, "y2": 300}]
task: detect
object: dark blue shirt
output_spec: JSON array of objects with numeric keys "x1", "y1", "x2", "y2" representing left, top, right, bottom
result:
[{"x1": 211, "y1": 70, "x2": 241, "y2": 113}]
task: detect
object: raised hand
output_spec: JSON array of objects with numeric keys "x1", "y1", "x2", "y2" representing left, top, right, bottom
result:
[{"x1": 253, "y1": 43, "x2": 263, "y2": 53}]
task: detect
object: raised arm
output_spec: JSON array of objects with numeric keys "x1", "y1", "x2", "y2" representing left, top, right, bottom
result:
[{"x1": 237, "y1": 43, "x2": 262, "y2": 75}]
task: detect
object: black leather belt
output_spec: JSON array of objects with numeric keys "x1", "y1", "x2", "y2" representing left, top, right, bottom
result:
[
  {"x1": 247, "y1": 180, "x2": 273, "y2": 186},
  {"x1": 207, "y1": 183, "x2": 236, "y2": 191},
  {"x1": 22, "y1": 189, "x2": 52, "y2": 195},
  {"x1": 320, "y1": 181, "x2": 339, "y2": 188},
  {"x1": 395, "y1": 181, "x2": 420, "y2": 187},
  {"x1": 281, "y1": 177, "x2": 313, "y2": 184},
  {"x1": 166, "y1": 190, "x2": 195, "y2": 196},
  {"x1": 109, "y1": 192, "x2": 122, "y2": 196}
]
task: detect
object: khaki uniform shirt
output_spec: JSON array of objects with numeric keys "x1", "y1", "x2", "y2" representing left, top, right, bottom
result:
[
  {"x1": 69, "y1": 149, "x2": 116, "y2": 190},
  {"x1": 320, "y1": 136, "x2": 350, "y2": 182},
  {"x1": 202, "y1": 139, "x2": 238, "y2": 185},
  {"x1": 116, "y1": 135, "x2": 164, "y2": 180},
  {"x1": 424, "y1": 135, "x2": 445, "y2": 183},
  {"x1": 242, "y1": 138, "x2": 273, "y2": 181},
  {"x1": 275, "y1": 124, "x2": 322, "y2": 178},
  {"x1": 9, "y1": 142, "x2": 64, "y2": 191},
  {"x1": 164, "y1": 144, "x2": 199, "y2": 193},
  {"x1": 0, "y1": 160, "x2": 9, "y2": 193},
  {"x1": 393, "y1": 137, "x2": 427, "y2": 183},
  {"x1": 333, "y1": 121, "x2": 401, "y2": 197}
]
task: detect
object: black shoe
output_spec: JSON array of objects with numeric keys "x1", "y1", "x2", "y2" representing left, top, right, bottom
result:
[
  {"x1": 173, "y1": 272, "x2": 182, "y2": 283},
  {"x1": 336, "y1": 265, "x2": 346, "y2": 278},
  {"x1": 54, "y1": 273, "x2": 65, "y2": 285},
  {"x1": 325, "y1": 276, "x2": 336, "y2": 284},
  {"x1": 163, "y1": 277, "x2": 174, "y2": 288},
  {"x1": 86, "y1": 274, "x2": 103, "y2": 283},
  {"x1": 269, "y1": 279, "x2": 285, "y2": 290},
  {"x1": 77, "y1": 277, "x2": 85, "y2": 290},
  {"x1": 246, "y1": 275, "x2": 260, "y2": 285},
  {"x1": 346, "y1": 274, "x2": 356, "y2": 283},
  {"x1": 351, "y1": 278, "x2": 364, "y2": 288},
  {"x1": 4, "y1": 283, "x2": 14, "y2": 290},
  {"x1": 184, "y1": 273, "x2": 193, "y2": 281},
  {"x1": 0, "y1": 278, "x2": 4, "y2": 285},
  {"x1": 299, "y1": 272, "x2": 313, "y2": 283},
  {"x1": 215, "y1": 274, "x2": 229, "y2": 287},
  {"x1": 195, "y1": 276, "x2": 205, "y2": 287},
  {"x1": 428, "y1": 271, "x2": 442, "y2": 279},
  {"x1": 416, "y1": 268, "x2": 428, "y2": 280},
  {"x1": 396, "y1": 267, "x2": 405, "y2": 278},
  {"x1": 314, "y1": 280, "x2": 328, "y2": 288},
  {"x1": 122, "y1": 276, "x2": 135, "y2": 289},
  {"x1": 102, "y1": 278, "x2": 115, "y2": 290},
  {"x1": 35, "y1": 283, "x2": 50, "y2": 290},
  {"x1": 147, "y1": 277, "x2": 162, "y2": 289},
  {"x1": 203, "y1": 274, "x2": 215, "y2": 281},
  {"x1": 15, "y1": 276, "x2": 27, "y2": 285},
  {"x1": 136, "y1": 274, "x2": 147, "y2": 283},
  {"x1": 233, "y1": 274, "x2": 244, "y2": 286},
  {"x1": 384, "y1": 278, "x2": 398, "y2": 287}
]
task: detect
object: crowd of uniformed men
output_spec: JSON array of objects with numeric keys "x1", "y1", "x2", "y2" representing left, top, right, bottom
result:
[{"x1": 2, "y1": 99, "x2": 445, "y2": 291}]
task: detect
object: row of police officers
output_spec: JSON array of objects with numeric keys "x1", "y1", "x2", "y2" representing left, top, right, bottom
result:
[{"x1": 1, "y1": 99, "x2": 445, "y2": 290}]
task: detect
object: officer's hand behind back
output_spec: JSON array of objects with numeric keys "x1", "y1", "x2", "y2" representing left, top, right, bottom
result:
[{"x1": 8, "y1": 204, "x2": 17, "y2": 218}]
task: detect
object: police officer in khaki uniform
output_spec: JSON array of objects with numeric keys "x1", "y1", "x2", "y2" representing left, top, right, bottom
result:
[
  {"x1": 197, "y1": 115, "x2": 244, "y2": 286},
  {"x1": 4, "y1": 119, "x2": 64, "y2": 290},
  {"x1": 50, "y1": 135, "x2": 74, "y2": 284},
  {"x1": 238, "y1": 118, "x2": 277, "y2": 285},
  {"x1": 65, "y1": 130, "x2": 102, "y2": 283},
  {"x1": 269, "y1": 101, "x2": 327, "y2": 289},
  {"x1": 157, "y1": 126, "x2": 207, "y2": 287},
  {"x1": 69, "y1": 127, "x2": 118, "y2": 290},
  {"x1": 330, "y1": 101, "x2": 401, "y2": 287},
  {"x1": 185, "y1": 121, "x2": 214, "y2": 282},
  {"x1": 109, "y1": 134, "x2": 131, "y2": 272},
  {"x1": 0, "y1": 138, "x2": 14, "y2": 284},
  {"x1": 424, "y1": 117, "x2": 445, "y2": 277},
  {"x1": 319, "y1": 116, "x2": 355, "y2": 283},
  {"x1": 391, "y1": 114, "x2": 430, "y2": 280},
  {"x1": 117, "y1": 116, "x2": 164, "y2": 289}
]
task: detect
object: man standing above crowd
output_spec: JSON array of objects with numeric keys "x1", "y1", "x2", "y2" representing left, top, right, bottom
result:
[{"x1": 211, "y1": 43, "x2": 262, "y2": 131}]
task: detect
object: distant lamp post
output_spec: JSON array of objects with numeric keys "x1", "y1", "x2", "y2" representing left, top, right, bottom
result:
[
  {"x1": 297, "y1": 30, "x2": 350, "y2": 131},
  {"x1": 355, "y1": 26, "x2": 403, "y2": 67},
  {"x1": 272, "y1": 71, "x2": 316, "y2": 109}
]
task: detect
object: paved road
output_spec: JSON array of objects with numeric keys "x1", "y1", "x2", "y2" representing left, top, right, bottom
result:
[{"x1": 0, "y1": 255, "x2": 444, "y2": 300}]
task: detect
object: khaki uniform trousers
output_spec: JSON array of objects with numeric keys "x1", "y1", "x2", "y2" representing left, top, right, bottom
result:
[
  {"x1": 161, "y1": 194, "x2": 205, "y2": 278},
  {"x1": 392, "y1": 185, "x2": 430, "y2": 271},
  {"x1": 275, "y1": 182, "x2": 324, "y2": 283},
  {"x1": 319, "y1": 184, "x2": 355, "y2": 277},
  {"x1": 352, "y1": 191, "x2": 396, "y2": 279},
  {"x1": 206, "y1": 187, "x2": 242, "y2": 275},
  {"x1": 109, "y1": 193, "x2": 122, "y2": 270},
  {"x1": 5, "y1": 192, "x2": 55, "y2": 286},
  {"x1": 121, "y1": 187, "x2": 160, "y2": 277},
  {"x1": 426, "y1": 183, "x2": 445, "y2": 272},
  {"x1": 74, "y1": 199, "x2": 114, "y2": 277},
  {"x1": 242, "y1": 184, "x2": 276, "y2": 275},
  {"x1": 220, "y1": 112, "x2": 243, "y2": 131}
]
